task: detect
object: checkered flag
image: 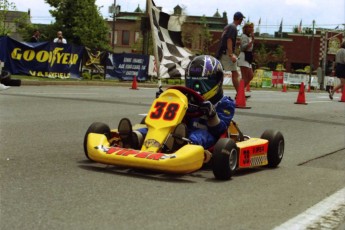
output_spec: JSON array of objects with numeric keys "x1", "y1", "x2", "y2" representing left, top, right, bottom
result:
[{"x1": 149, "y1": 0, "x2": 194, "y2": 79}]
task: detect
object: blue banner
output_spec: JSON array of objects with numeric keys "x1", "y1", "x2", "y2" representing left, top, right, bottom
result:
[
  {"x1": 0, "y1": 36, "x2": 84, "y2": 78},
  {"x1": 106, "y1": 53, "x2": 149, "y2": 81}
]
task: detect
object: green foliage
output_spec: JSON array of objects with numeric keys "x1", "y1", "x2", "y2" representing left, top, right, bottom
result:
[
  {"x1": 200, "y1": 16, "x2": 213, "y2": 54},
  {"x1": 131, "y1": 20, "x2": 155, "y2": 55},
  {"x1": 82, "y1": 71, "x2": 91, "y2": 80},
  {"x1": 92, "y1": 74, "x2": 103, "y2": 80},
  {"x1": 254, "y1": 43, "x2": 271, "y2": 69},
  {"x1": 254, "y1": 44, "x2": 287, "y2": 71},
  {"x1": 45, "y1": 0, "x2": 111, "y2": 50},
  {"x1": 304, "y1": 27, "x2": 313, "y2": 34},
  {"x1": 272, "y1": 45, "x2": 287, "y2": 65},
  {"x1": 0, "y1": 0, "x2": 16, "y2": 35}
]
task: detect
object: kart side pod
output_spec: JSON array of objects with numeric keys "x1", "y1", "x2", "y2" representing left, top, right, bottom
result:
[{"x1": 87, "y1": 133, "x2": 205, "y2": 174}]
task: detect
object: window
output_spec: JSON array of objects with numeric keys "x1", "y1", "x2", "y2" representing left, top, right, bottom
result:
[{"x1": 122, "y1": 30, "x2": 130, "y2": 45}]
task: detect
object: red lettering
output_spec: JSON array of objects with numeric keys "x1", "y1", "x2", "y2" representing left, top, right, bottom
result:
[
  {"x1": 106, "y1": 146, "x2": 121, "y2": 154},
  {"x1": 101, "y1": 146, "x2": 167, "y2": 161},
  {"x1": 135, "y1": 152, "x2": 150, "y2": 158},
  {"x1": 115, "y1": 148, "x2": 130, "y2": 155},
  {"x1": 121, "y1": 149, "x2": 139, "y2": 156},
  {"x1": 147, "y1": 153, "x2": 165, "y2": 160}
]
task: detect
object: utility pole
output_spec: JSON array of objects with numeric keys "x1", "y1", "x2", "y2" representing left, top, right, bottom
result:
[
  {"x1": 111, "y1": 0, "x2": 116, "y2": 51},
  {"x1": 142, "y1": 0, "x2": 149, "y2": 55},
  {"x1": 309, "y1": 20, "x2": 315, "y2": 88}
]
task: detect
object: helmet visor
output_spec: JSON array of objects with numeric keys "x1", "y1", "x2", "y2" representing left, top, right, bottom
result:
[{"x1": 185, "y1": 77, "x2": 219, "y2": 100}]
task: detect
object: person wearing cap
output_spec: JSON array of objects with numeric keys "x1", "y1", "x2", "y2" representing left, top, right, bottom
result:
[
  {"x1": 216, "y1": 11, "x2": 245, "y2": 96},
  {"x1": 238, "y1": 22, "x2": 255, "y2": 96}
]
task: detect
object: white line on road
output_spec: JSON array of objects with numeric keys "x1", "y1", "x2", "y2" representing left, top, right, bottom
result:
[{"x1": 273, "y1": 187, "x2": 345, "y2": 230}]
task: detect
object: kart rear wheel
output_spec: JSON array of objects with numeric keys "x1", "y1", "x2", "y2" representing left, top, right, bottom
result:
[
  {"x1": 260, "y1": 130, "x2": 284, "y2": 168},
  {"x1": 83, "y1": 122, "x2": 111, "y2": 160},
  {"x1": 212, "y1": 138, "x2": 238, "y2": 180}
]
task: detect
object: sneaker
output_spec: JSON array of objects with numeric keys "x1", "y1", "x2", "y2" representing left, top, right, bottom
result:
[
  {"x1": 164, "y1": 123, "x2": 188, "y2": 152},
  {"x1": 0, "y1": 83, "x2": 10, "y2": 90},
  {"x1": 328, "y1": 89, "x2": 334, "y2": 100},
  {"x1": 118, "y1": 118, "x2": 139, "y2": 149}
]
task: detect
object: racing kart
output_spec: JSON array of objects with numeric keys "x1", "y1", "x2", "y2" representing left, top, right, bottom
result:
[{"x1": 83, "y1": 86, "x2": 284, "y2": 180}]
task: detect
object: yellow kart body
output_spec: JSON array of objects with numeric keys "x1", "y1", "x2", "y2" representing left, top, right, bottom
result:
[
  {"x1": 84, "y1": 87, "x2": 284, "y2": 180},
  {"x1": 86, "y1": 89, "x2": 204, "y2": 174}
]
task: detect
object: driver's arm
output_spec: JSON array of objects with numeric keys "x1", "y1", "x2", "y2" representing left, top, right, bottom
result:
[{"x1": 207, "y1": 97, "x2": 235, "y2": 137}]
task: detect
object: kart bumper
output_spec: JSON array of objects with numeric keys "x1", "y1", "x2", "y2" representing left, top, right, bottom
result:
[{"x1": 86, "y1": 133, "x2": 205, "y2": 174}]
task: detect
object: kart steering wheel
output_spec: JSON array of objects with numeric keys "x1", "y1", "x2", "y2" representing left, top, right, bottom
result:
[{"x1": 168, "y1": 86, "x2": 205, "y2": 117}]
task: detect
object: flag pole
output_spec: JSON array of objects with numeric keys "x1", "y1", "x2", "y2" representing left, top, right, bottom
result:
[{"x1": 147, "y1": 0, "x2": 162, "y2": 87}]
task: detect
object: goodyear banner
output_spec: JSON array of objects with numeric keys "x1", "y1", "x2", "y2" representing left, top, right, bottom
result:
[
  {"x1": 106, "y1": 53, "x2": 149, "y2": 81},
  {"x1": 1, "y1": 36, "x2": 84, "y2": 78}
]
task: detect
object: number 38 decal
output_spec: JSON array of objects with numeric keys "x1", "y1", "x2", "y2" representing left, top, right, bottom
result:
[{"x1": 150, "y1": 102, "x2": 180, "y2": 121}]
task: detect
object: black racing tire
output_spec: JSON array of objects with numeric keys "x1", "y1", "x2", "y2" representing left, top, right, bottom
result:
[
  {"x1": 260, "y1": 130, "x2": 285, "y2": 168},
  {"x1": 0, "y1": 71, "x2": 11, "y2": 84},
  {"x1": 140, "y1": 116, "x2": 146, "y2": 124},
  {"x1": 4, "y1": 79, "x2": 21, "y2": 86},
  {"x1": 83, "y1": 122, "x2": 111, "y2": 160},
  {"x1": 212, "y1": 138, "x2": 238, "y2": 180}
]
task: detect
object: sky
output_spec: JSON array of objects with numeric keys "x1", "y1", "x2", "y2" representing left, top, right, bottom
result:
[{"x1": 10, "y1": 0, "x2": 345, "y2": 34}]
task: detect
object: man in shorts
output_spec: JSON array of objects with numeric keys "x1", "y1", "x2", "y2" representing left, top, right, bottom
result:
[{"x1": 216, "y1": 12, "x2": 245, "y2": 94}]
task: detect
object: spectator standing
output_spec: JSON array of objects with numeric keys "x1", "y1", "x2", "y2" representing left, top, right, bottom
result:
[
  {"x1": 238, "y1": 22, "x2": 254, "y2": 95},
  {"x1": 216, "y1": 11, "x2": 245, "y2": 95},
  {"x1": 29, "y1": 30, "x2": 40, "y2": 42},
  {"x1": 53, "y1": 31, "x2": 67, "y2": 44},
  {"x1": 329, "y1": 41, "x2": 345, "y2": 100}
]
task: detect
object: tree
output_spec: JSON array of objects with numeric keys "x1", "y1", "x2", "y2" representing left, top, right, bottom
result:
[
  {"x1": 45, "y1": 0, "x2": 110, "y2": 50},
  {"x1": 199, "y1": 16, "x2": 213, "y2": 54},
  {"x1": 0, "y1": 0, "x2": 30, "y2": 36},
  {"x1": 272, "y1": 45, "x2": 287, "y2": 69},
  {"x1": 254, "y1": 43, "x2": 271, "y2": 69}
]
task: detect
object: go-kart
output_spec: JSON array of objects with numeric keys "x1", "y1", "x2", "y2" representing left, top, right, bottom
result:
[{"x1": 83, "y1": 86, "x2": 284, "y2": 180}]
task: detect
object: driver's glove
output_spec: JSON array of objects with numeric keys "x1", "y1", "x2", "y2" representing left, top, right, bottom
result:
[
  {"x1": 200, "y1": 101, "x2": 216, "y2": 118},
  {"x1": 155, "y1": 86, "x2": 164, "y2": 98}
]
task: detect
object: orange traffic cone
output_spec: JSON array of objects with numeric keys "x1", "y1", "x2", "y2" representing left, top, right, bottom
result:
[
  {"x1": 339, "y1": 85, "x2": 345, "y2": 102},
  {"x1": 294, "y1": 82, "x2": 307, "y2": 105},
  {"x1": 130, "y1": 76, "x2": 138, "y2": 90},
  {"x1": 307, "y1": 83, "x2": 311, "y2": 92},
  {"x1": 282, "y1": 84, "x2": 287, "y2": 92},
  {"x1": 236, "y1": 80, "x2": 251, "y2": 109},
  {"x1": 246, "y1": 84, "x2": 251, "y2": 92}
]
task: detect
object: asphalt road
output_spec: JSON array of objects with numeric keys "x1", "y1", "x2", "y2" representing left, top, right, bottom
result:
[{"x1": 1, "y1": 85, "x2": 344, "y2": 230}]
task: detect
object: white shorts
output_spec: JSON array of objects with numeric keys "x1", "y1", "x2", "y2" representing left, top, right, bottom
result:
[
  {"x1": 238, "y1": 52, "x2": 252, "y2": 68},
  {"x1": 220, "y1": 54, "x2": 238, "y2": 72}
]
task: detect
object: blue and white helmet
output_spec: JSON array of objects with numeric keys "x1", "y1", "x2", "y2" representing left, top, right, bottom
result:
[{"x1": 185, "y1": 55, "x2": 224, "y2": 104}]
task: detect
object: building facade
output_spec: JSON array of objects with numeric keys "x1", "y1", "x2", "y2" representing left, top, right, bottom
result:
[{"x1": 108, "y1": 4, "x2": 343, "y2": 76}]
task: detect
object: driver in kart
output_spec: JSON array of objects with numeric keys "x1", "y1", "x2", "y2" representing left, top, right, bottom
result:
[
  {"x1": 184, "y1": 55, "x2": 236, "y2": 149},
  {"x1": 118, "y1": 55, "x2": 236, "y2": 150}
]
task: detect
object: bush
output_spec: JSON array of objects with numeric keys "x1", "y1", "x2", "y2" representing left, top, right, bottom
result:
[
  {"x1": 92, "y1": 74, "x2": 103, "y2": 80},
  {"x1": 82, "y1": 72, "x2": 91, "y2": 80}
]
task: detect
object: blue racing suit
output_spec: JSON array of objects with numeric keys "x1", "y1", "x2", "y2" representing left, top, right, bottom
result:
[
  {"x1": 186, "y1": 96, "x2": 236, "y2": 149},
  {"x1": 137, "y1": 96, "x2": 235, "y2": 150}
]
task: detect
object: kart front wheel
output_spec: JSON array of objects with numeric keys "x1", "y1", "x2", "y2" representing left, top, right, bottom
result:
[
  {"x1": 212, "y1": 138, "x2": 238, "y2": 180},
  {"x1": 261, "y1": 130, "x2": 284, "y2": 168},
  {"x1": 83, "y1": 122, "x2": 111, "y2": 160}
]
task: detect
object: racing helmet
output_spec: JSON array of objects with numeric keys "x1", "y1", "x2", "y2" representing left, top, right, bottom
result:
[{"x1": 185, "y1": 55, "x2": 224, "y2": 104}]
